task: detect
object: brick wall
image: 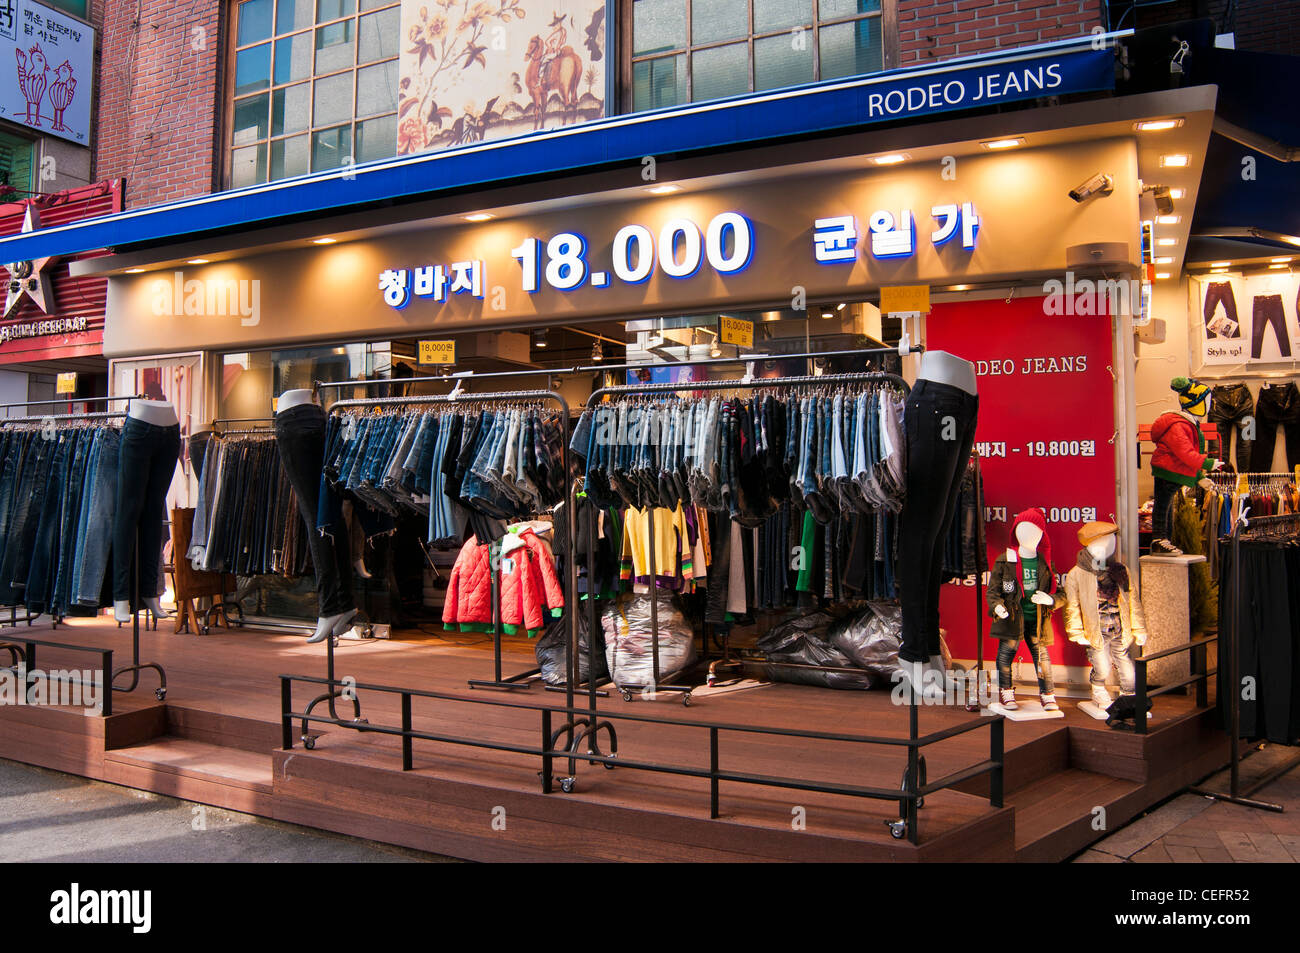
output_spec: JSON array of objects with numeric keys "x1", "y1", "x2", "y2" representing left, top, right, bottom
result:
[
  {"x1": 91, "y1": 0, "x2": 223, "y2": 209},
  {"x1": 899, "y1": 0, "x2": 1106, "y2": 64}
]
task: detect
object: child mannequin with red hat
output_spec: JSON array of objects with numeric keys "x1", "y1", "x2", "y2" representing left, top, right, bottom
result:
[{"x1": 986, "y1": 508, "x2": 1067, "y2": 712}]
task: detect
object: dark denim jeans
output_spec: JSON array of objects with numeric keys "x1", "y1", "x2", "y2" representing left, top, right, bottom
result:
[
  {"x1": 112, "y1": 417, "x2": 181, "y2": 604},
  {"x1": 72, "y1": 428, "x2": 120, "y2": 607},
  {"x1": 1251, "y1": 382, "x2": 1300, "y2": 472},
  {"x1": 898, "y1": 379, "x2": 979, "y2": 663},
  {"x1": 274, "y1": 403, "x2": 354, "y2": 617}
]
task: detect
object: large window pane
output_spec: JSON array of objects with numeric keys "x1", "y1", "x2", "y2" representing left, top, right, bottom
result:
[
  {"x1": 819, "y1": 17, "x2": 882, "y2": 80},
  {"x1": 274, "y1": 32, "x2": 312, "y2": 84},
  {"x1": 271, "y1": 135, "x2": 309, "y2": 179},
  {"x1": 234, "y1": 43, "x2": 272, "y2": 96},
  {"x1": 311, "y1": 125, "x2": 350, "y2": 171},
  {"x1": 692, "y1": 0, "x2": 747, "y2": 45},
  {"x1": 237, "y1": 0, "x2": 274, "y2": 45},
  {"x1": 633, "y1": 0, "x2": 686, "y2": 56},
  {"x1": 231, "y1": 143, "x2": 267, "y2": 188},
  {"x1": 313, "y1": 71, "x2": 353, "y2": 126},
  {"x1": 355, "y1": 115, "x2": 396, "y2": 163},
  {"x1": 359, "y1": 0, "x2": 392, "y2": 9},
  {"x1": 316, "y1": 0, "x2": 355, "y2": 22},
  {"x1": 315, "y1": 21, "x2": 354, "y2": 73},
  {"x1": 358, "y1": 8, "x2": 399, "y2": 63},
  {"x1": 272, "y1": 82, "x2": 309, "y2": 136},
  {"x1": 356, "y1": 61, "x2": 397, "y2": 117},
  {"x1": 232, "y1": 93, "x2": 270, "y2": 145},
  {"x1": 754, "y1": 32, "x2": 813, "y2": 91},
  {"x1": 691, "y1": 43, "x2": 748, "y2": 102},
  {"x1": 633, "y1": 55, "x2": 685, "y2": 111},
  {"x1": 753, "y1": 0, "x2": 811, "y2": 33},
  {"x1": 819, "y1": 0, "x2": 881, "y2": 19},
  {"x1": 276, "y1": 0, "x2": 314, "y2": 34}
]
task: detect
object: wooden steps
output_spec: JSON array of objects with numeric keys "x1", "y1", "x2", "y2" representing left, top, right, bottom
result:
[
  {"x1": 103, "y1": 738, "x2": 274, "y2": 816},
  {"x1": 1008, "y1": 767, "x2": 1142, "y2": 862}
]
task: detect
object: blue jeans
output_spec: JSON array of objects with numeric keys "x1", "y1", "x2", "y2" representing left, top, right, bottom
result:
[
  {"x1": 72, "y1": 428, "x2": 120, "y2": 607},
  {"x1": 112, "y1": 417, "x2": 180, "y2": 604}
]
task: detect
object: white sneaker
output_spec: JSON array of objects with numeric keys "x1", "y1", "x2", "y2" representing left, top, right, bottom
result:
[{"x1": 1091, "y1": 685, "x2": 1112, "y2": 709}]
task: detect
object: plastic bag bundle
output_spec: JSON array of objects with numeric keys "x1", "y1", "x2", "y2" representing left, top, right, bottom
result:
[
  {"x1": 534, "y1": 613, "x2": 608, "y2": 687},
  {"x1": 601, "y1": 593, "x2": 697, "y2": 690},
  {"x1": 758, "y1": 608, "x2": 875, "y2": 690}
]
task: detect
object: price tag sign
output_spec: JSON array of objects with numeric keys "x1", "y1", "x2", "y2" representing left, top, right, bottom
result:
[
  {"x1": 56, "y1": 372, "x2": 77, "y2": 395},
  {"x1": 418, "y1": 340, "x2": 456, "y2": 364},
  {"x1": 880, "y1": 285, "x2": 931, "y2": 315},
  {"x1": 719, "y1": 316, "x2": 753, "y2": 348}
]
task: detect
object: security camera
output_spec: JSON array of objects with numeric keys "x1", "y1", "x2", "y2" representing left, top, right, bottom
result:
[
  {"x1": 1143, "y1": 183, "x2": 1175, "y2": 215},
  {"x1": 1069, "y1": 172, "x2": 1114, "y2": 203}
]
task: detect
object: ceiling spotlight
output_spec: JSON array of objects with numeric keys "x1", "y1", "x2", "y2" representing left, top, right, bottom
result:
[
  {"x1": 312, "y1": 237, "x2": 338, "y2": 244},
  {"x1": 1136, "y1": 118, "x2": 1184, "y2": 132},
  {"x1": 646, "y1": 184, "x2": 680, "y2": 195},
  {"x1": 1169, "y1": 188, "x2": 1186, "y2": 199},
  {"x1": 981, "y1": 138, "x2": 1025, "y2": 150},
  {"x1": 872, "y1": 153, "x2": 909, "y2": 165},
  {"x1": 1156, "y1": 214, "x2": 1179, "y2": 225},
  {"x1": 950, "y1": 284, "x2": 971, "y2": 291},
  {"x1": 125, "y1": 267, "x2": 145, "y2": 274},
  {"x1": 591, "y1": 339, "x2": 603, "y2": 361},
  {"x1": 1270, "y1": 263, "x2": 1288, "y2": 270},
  {"x1": 1210, "y1": 261, "x2": 1231, "y2": 268},
  {"x1": 1159, "y1": 154, "x2": 1191, "y2": 167},
  {"x1": 534, "y1": 329, "x2": 548, "y2": 349},
  {"x1": 1155, "y1": 256, "x2": 1174, "y2": 265},
  {"x1": 464, "y1": 213, "x2": 494, "y2": 222},
  {"x1": 1271, "y1": 257, "x2": 1293, "y2": 263},
  {"x1": 836, "y1": 302, "x2": 847, "y2": 311},
  {"x1": 821, "y1": 310, "x2": 834, "y2": 319},
  {"x1": 1157, "y1": 238, "x2": 1177, "y2": 246},
  {"x1": 187, "y1": 258, "x2": 209, "y2": 265},
  {"x1": 1156, "y1": 272, "x2": 1172, "y2": 279}
]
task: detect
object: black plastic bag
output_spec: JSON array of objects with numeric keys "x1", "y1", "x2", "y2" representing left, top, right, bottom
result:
[{"x1": 535, "y1": 612, "x2": 608, "y2": 687}]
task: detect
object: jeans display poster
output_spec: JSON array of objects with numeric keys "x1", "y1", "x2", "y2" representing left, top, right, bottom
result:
[
  {"x1": 926, "y1": 295, "x2": 1117, "y2": 666},
  {"x1": 1197, "y1": 272, "x2": 1300, "y2": 367}
]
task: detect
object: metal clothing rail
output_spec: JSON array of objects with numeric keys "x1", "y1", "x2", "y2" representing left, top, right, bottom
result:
[
  {"x1": 326, "y1": 388, "x2": 578, "y2": 710},
  {"x1": 1189, "y1": 511, "x2": 1300, "y2": 811},
  {"x1": 0, "y1": 394, "x2": 140, "y2": 414},
  {"x1": 0, "y1": 408, "x2": 166, "y2": 700},
  {"x1": 312, "y1": 344, "x2": 923, "y2": 397}
]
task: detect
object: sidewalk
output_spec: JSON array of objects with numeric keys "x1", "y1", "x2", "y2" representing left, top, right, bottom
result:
[
  {"x1": 1075, "y1": 743, "x2": 1300, "y2": 863},
  {"x1": 0, "y1": 758, "x2": 457, "y2": 863}
]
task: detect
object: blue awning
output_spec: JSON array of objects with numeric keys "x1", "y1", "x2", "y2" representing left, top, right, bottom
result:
[{"x1": 0, "y1": 35, "x2": 1121, "y2": 264}]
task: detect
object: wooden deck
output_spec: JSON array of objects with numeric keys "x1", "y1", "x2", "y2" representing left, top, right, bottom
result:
[{"x1": 0, "y1": 617, "x2": 1228, "y2": 862}]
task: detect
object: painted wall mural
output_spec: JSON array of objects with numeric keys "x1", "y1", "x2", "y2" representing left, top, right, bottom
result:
[{"x1": 397, "y1": 0, "x2": 606, "y2": 156}]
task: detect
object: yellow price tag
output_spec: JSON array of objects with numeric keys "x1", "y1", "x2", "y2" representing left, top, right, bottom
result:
[
  {"x1": 418, "y1": 340, "x2": 456, "y2": 364},
  {"x1": 719, "y1": 316, "x2": 753, "y2": 348},
  {"x1": 56, "y1": 372, "x2": 77, "y2": 395},
  {"x1": 879, "y1": 285, "x2": 931, "y2": 314}
]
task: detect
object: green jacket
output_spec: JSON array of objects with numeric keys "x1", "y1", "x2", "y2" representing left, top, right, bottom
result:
[{"x1": 986, "y1": 552, "x2": 1066, "y2": 645}]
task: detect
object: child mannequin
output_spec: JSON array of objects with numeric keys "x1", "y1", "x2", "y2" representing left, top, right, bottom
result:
[
  {"x1": 1149, "y1": 377, "x2": 1221, "y2": 555},
  {"x1": 987, "y1": 508, "x2": 1066, "y2": 711},
  {"x1": 1064, "y1": 521, "x2": 1147, "y2": 712}
]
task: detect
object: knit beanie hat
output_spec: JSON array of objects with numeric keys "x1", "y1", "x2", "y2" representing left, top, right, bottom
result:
[
  {"x1": 1011, "y1": 507, "x2": 1055, "y2": 591},
  {"x1": 1171, "y1": 376, "x2": 1210, "y2": 416}
]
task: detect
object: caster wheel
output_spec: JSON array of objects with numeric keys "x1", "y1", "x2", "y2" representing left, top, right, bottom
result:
[
  {"x1": 886, "y1": 820, "x2": 907, "y2": 840},
  {"x1": 302, "y1": 736, "x2": 316, "y2": 750},
  {"x1": 682, "y1": 694, "x2": 692, "y2": 707},
  {"x1": 560, "y1": 778, "x2": 575, "y2": 794},
  {"x1": 154, "y1": 688, "x2": 166, "y2": 701},
  {"x1": 603, "y1": 753, "x2": 617, "y2": 770},
  {"x1": 621, "y1": 691, "x2": 633, "y2": 702}
]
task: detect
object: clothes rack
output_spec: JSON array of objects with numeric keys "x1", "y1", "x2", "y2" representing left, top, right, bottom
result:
[
  {"x1": 967, "y1": 450, "x2": 987, "y2": 712},
  {"x1": 1190, "y1": 510, "x2": 1300, "y2": 811}
]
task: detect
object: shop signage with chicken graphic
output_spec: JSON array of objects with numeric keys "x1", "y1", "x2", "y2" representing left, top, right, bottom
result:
[{"x1": 0, "y1": 0, "x2": 94, "y2": 144}]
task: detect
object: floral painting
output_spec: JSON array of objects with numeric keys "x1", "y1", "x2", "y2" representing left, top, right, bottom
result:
[{"x1": 397, "y1": 0, "x2": 607, "y2": 156}]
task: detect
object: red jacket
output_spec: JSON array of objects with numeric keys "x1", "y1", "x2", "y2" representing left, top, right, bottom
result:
[
  {"x1": 442, "y1": 530, "x2": 565, "y2": 635},
  {"x1": 1150, "y1": 412, "x2": 1209, "y2": 487}
]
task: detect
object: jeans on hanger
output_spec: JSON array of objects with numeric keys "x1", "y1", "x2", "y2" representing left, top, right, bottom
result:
[
  {"x1": 71, "y1": 428, "x2": 119, "y2": 607},
  {"x1": 274, "y1": 403, "x2": 355, "y2": 617},
  {"x1": 1203, "y1": 281, "x2": 1240, "y2": 338},
  {"x1": 897, "y1": 379, "x2": 979, "y2": 663},
  {"x1": 24, "y1": 431, "x2": 71, "y2": 613},
  {"x1": 1250, "y1": 294, "x2": 1291, "y2": 360},
  {"x1": 1207, "y1": 383, "x2": 1255, "y2": 471},
  {"x1": 1250, "y1": 382, "x2": 1300, "y2": 472},
  {"x1": 112, "y1": 416, "x2": 181, "y2": 604}
]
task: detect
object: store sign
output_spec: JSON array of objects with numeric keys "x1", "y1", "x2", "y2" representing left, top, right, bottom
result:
[
  {"x1": 418, "y1": 339, "x2": 455, "y2": 364},
  {"x1": 0, "y1": 0, "x2": 95, "y2": 145},
  {"x1": 1195, "y1": 272, "x2": 1300, "y2": 367},
  {"x1": 55, "y1": 370, "x2": 74, "y2": 393},
  {"x1": 0, "y1": 314, "x2": 85, "y2": 341},
  {"x1": 879, "y1": 285, "x2": 931, "y2": 315},
  {"x1": 928, "y1": 296, "x2": 1117, "y2": 669},
  {"x1": 718, "y1": 315, "x2": 753, "y2": 348}
]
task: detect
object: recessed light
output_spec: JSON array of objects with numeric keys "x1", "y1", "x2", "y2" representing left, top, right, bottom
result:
[
  {"x1": 1169, "y1": 188, "x2": 1186, "y2": 199},
  {"x1": 950, "y1": 284, "x2": 971, "y2": 291},
  {"x1": 1157, "y1": 238, "x2": 1177, "y2": 246},
  {"x1": 872, "y1": 153, "x2": 910, "y2": 165},
  {"x1": 125, "y1": 267, "x2": 145, "y2": 274},
  {"x1": 186, "y1": 258, "x2": 209, "y2": 265},
  {"x1": 981, "y1": 138, "x2": 1025, "y2": 150},
  {"x1": 836, "y1": 302, "x2": 847, "y2": 311},
  {"x1": 645, "y1": 185, "x2": 680, "y2": 195},
  {"x1": 1155, "y1": 257, "x2": 1174, "y2": 265},
  {"x1": 761, "y1": 311, "x2": 782, "y2": 322},
  {"x1": 1160, "y1": 154, "x2": 1191, "y2": 168},
  {"x1": 1156, "y1": 272, "x2": 1172, "y2": 279},
  {"x1": 1210, "y1": 261, "x2": 1231, "y2": 268},
  {"x1": 1270, "y1": 263, "x2": 1288, "y2": 270},
  {"x1": 820, "y1": 311, "x2": 834, "y2": 318},
  {"x1": 464, "y1": 213, "x2": 494, "y2": 222},
  {"x1": 312, "y1": 237, "x2": 337, "y2": 244},
  {"x1": 1211, "y1": 267, "x2": 1229, "y2": 274},
  {"x1": 1271, "y1": 257, "x2": 1293, "y2": 263},
  {"x1": 1156, "y1": 215, "x2": 1179, "y2": 225},
  {"x1": 1136, "y1": 118, "x2": 1184, "y2": 132}
]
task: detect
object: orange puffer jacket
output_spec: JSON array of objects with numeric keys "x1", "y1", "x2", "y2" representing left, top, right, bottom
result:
[
  {"x1": 443, "y1": 530, "x2": 566, "y2": 635},
  {"x1": 443, "y1": 536, "x2": 493, "y2": 629}
]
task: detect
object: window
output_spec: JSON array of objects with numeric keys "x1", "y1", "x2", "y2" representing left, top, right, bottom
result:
[
  {"x1": 228, "y1": 0, "x2": 400, "y2": 188},
  {"x1": 41, "y1": 0, "x2": 89, "y2": 19},
  {"x1": 0, "y1": 130, "x2": 35, "y2": 195},
  {"x1": 629, "y1": 0, "x2": 889, "y2": 112}
]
